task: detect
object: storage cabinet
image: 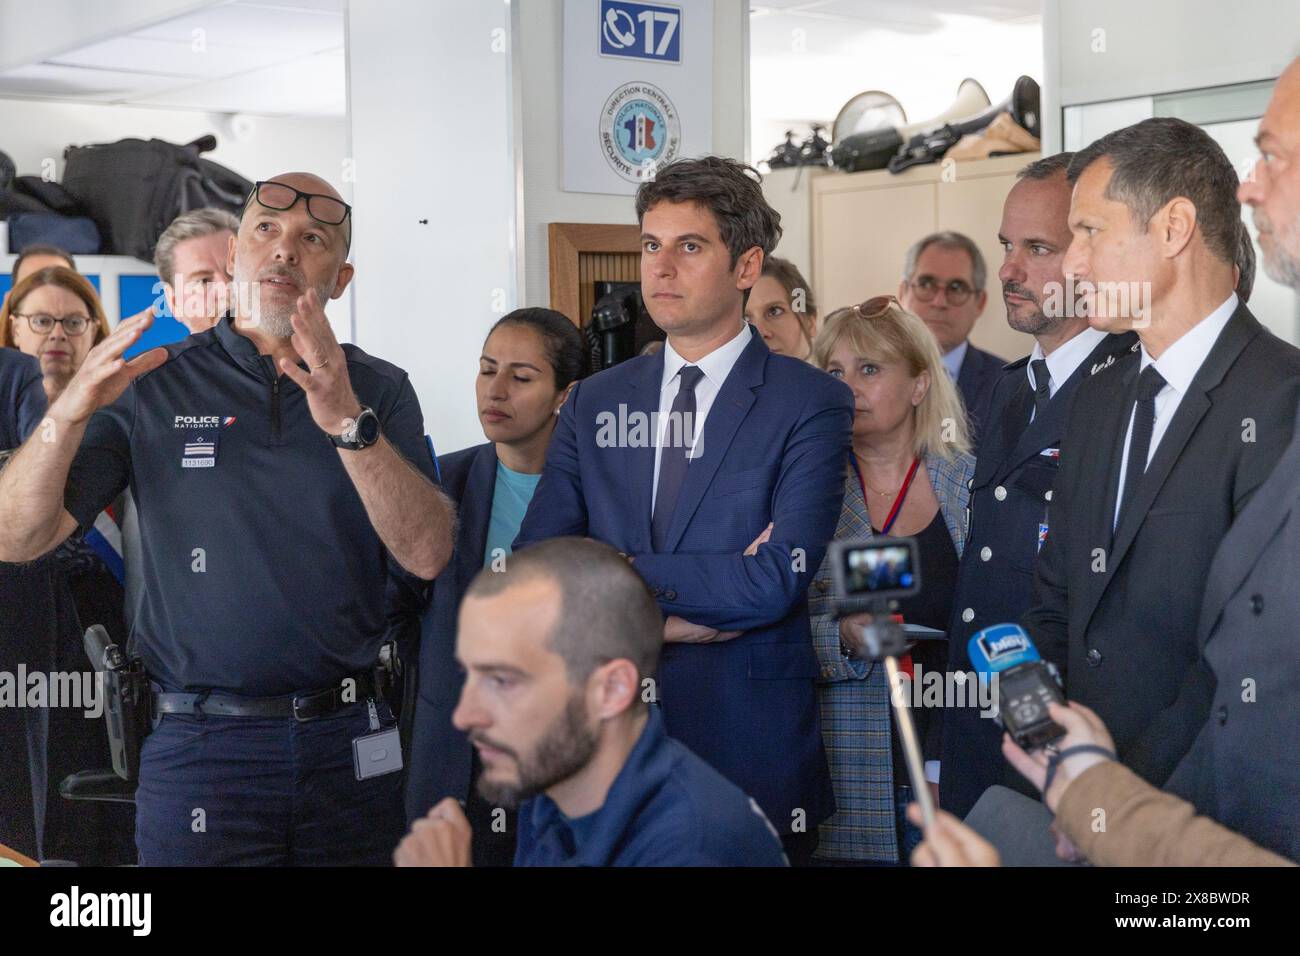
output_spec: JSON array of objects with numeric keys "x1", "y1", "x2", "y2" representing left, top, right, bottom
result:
[{"x1": 764, "y1": 153, "x2": 1042, "y2": 363}]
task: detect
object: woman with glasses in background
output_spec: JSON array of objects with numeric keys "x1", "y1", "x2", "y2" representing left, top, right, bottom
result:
[
  {"x1": 806, "y1": 296, "x2": 974, "y2": 866},
  {"x1": 2, "y1": 266, "x2": 110, "y2": 403},
  {"x1": 0, "y1": 265, "x2": 133, "y2": 864}
]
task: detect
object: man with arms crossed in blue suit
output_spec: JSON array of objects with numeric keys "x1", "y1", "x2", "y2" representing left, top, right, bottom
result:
[{"x1": 516, "y1": 156, "x2": 853, "y2": 863}]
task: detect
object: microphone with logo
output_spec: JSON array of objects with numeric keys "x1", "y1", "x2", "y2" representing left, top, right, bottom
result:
[
  {"x1": 968, "y1": 623, "x2": 1066, "y2": 749},
  {"x1": 961, "y1": 624, "x2": 1079, "y2": 865}
]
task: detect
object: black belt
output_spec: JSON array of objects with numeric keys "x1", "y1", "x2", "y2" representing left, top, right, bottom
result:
[{"x1": 152, "y1": 673, "x2": 377, "y2": 722}]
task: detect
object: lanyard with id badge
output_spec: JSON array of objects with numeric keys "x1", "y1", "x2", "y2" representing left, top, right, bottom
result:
[{"x1": 353, "y1": 698, "x2": 403, "y2": 781}]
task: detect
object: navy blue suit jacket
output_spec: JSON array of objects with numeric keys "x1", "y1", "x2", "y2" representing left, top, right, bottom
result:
[
  {"x1": 405, "y1": 441, "x2": 496, "y2": 823},
  {"x1": 956, "y1": 342, "x2": 1006, "y2": 452},
  {"x1": 516, "y1": 325, "x2": 853, "y2": 829}
]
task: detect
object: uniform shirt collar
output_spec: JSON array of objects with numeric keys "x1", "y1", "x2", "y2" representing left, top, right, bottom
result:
[
  {"x1": 520, "y1": 707, "x2": 668, "y2": 866},
  {"x1": 1027, "y1": 327, "x2": 1108, "y2": 397},
  {"x1": 941, "y1": 338, "x2": 969, "y2": 380},
  {"x1": 1139, "y1": 292, "x2": 1238, "y2": 395},
  {"x1": 660, "y1": 322, "x2": 752, "y2": 391},
  {"x1": 214, "y1": 312, "x2": 275, "y2": 380}
]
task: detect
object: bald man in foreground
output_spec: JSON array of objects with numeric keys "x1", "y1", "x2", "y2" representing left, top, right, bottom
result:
[{"x1": 0, "y1": 173, "x2": 455, "y2": 865}]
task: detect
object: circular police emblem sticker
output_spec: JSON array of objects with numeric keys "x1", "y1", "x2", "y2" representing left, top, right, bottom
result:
[{"x1": 600, "y1": 81, "x2": 681, "y2": 183}]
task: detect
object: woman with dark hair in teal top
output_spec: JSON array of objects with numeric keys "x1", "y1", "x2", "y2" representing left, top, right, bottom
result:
[{"x1": 406, "y1": 307, "x2": 587, "y2": 865}]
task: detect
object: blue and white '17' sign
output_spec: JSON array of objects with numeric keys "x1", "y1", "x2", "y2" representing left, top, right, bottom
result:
[{"x1": 599, "y1": 0, "x2": 682, "y2": 64}]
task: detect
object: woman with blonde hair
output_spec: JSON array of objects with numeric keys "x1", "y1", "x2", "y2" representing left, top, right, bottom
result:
[
  {"x1": 2, "y1": 266, "x2": 111, "y2": 404},
  {"x1": 807, "y1": 295, "x2": 975, "y2": 865}
]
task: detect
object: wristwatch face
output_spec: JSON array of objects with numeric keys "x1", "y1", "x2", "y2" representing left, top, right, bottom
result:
[{"x1": 357, "y1": 410, "x2": 381, "y2": 445}]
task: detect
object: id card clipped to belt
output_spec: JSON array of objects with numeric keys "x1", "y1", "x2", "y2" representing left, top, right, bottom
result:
[{"x1": 353, "y1": 698, "x2": 402, "y2": 781}]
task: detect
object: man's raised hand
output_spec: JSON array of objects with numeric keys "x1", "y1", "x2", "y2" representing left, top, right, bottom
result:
[
  {"x1": 279, "y1": 288, "x2": 360, "y2": 435},
  {"x1": 51, "y1": 310, "x2": 167, "y2": 424}
]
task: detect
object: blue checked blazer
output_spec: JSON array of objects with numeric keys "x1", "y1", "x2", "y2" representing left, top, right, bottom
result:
[{"x1": 807, "y1": 451, "x2": 974, "y2": 862}]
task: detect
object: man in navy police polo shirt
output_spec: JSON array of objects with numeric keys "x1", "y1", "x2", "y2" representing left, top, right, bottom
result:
[
  {"x1": 394, "y1": 537, "x2": 787, "y2": 868},
  {"x1": 0, "y1": 172, "x2": 455, "y2": 865}
]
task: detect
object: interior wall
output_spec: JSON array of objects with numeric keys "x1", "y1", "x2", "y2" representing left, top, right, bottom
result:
[
  {"x1": 345, "y1": 0, "x2": 515, "y2": 457},
  {"x1": 1048, "y1": 0, "x2": 1300, "y2": 110}
]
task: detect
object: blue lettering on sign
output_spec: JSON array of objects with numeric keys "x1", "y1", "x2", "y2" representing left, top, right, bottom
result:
[{"x1": 599, "y1": 0, "x2": 682, "y2": 63}]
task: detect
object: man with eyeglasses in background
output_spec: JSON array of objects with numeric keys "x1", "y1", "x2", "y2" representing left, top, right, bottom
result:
[
  {"x1": 0, "y1": 173, "x2": 456, "y2": 865},
  {"x1": 899, "y1": 231, "x2": 1005, "y2": 451}
]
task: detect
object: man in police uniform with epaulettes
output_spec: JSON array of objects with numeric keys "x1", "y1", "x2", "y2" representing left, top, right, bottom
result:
[
  {"x1": 938, "y1": 153, "x2": 1137, "y2": 820},
  {"x1": 0, "y1": 172, "x2": 456, "y2": 865}
]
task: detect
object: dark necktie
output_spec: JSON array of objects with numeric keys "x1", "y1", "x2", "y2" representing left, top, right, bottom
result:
[
  {"x1": 651, "y1": 365, "x2": 704, "y2": 551},
  {"x1": 1030, "y1": 358, "x2": 1051, "y2": 420},
  {"x1": 1118, "y1": 365, "x2": 1167, "y2": 527}
]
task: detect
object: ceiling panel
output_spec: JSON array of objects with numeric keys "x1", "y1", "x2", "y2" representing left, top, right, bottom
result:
[
  {"x1": 0, "y1": 0, "x2": 345, "y2": 116},
  {"x1": 130, "y1": 46, "x2": 345, "y2": 116},
  {"x1": 47, "y1": 34, "x2": 295, "y2": 79}
]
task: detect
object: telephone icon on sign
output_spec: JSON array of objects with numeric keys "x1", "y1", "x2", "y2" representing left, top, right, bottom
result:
[{"x1": 603, "y1": 9, "x2": 635, "y2": 49}]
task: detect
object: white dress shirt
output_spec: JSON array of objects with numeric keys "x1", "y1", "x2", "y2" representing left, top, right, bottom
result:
[
  {"x1": 651, "y1": 322, "x2": 752, "y2": 513},
  {"x1": 1025, "y1": 327, "x2": 1109, "y2": 422},
  {"x1": 1112, "y1": 293, "x2": 1238, "y2": 527}
]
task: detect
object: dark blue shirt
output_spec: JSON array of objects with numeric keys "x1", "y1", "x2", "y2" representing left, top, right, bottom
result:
[
  {"x1": 0, "y1": 347, "x2": 46, "y2": 450},
  {"x1": 63, "y1": 316, "x2": 437, "y2": 696},
  {"x1": 514, "y1": 706, "x2": 788, "y2": 866}
]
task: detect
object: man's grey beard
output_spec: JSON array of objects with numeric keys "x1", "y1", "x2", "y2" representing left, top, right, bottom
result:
[
  {"x1": 474, "y1": 692, "x2": 599, "y2": 810},
  {"x1": 1254, "y1": 209, "x2": 1300, "y2": 290},
  {"x1": 255, "y1": 301, "x2": 296, "y2": 339},
  {"x1": 232, "y1": 268, "x2": 331, "y2": 339}
]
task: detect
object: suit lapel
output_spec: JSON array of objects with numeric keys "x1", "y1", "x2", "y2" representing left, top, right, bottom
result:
[
  {"x1": 957, "y1": 346, "x2": 986, "y2": 409},
  {"x1": 1000, "y1": 381, "x2": 1057, "y2": 479},
  {"x1": 1068, "y1": 347, "x2": 1139, "y2": 633},
  {"x1": 1107, "y1": 306, "x2": 1260, "y2": 575},
  {"x1": 625, "y1": 353, "x2": 664, "y2": 554},
  {"x1": 996, "y1": 377, "x2": 1034, "y2": 472},
  {"x1": 663, "y1": 329, "x2": 764, "y2": 551},
  {"x1": 456, "y1": 443, "x2": 498, "y2": 585}
]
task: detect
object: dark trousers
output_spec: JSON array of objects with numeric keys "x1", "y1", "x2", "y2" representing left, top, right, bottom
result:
[{"x1": 135, "y1": 702, "x2": 404, "y2": 866}]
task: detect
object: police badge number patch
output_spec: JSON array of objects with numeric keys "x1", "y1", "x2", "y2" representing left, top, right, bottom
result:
[{"x1": 182, "y1": 429, "x2": 218, "y2": 469}]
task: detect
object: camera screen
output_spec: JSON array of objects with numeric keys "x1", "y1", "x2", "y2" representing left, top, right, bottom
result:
[{"x1": 841, "y1": 543, "x2": 915, "y2": 596}]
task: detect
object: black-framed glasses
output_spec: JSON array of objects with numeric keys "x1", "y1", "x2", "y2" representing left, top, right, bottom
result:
[
  {"x1": 244, "y1": 181, "x2": 352, "y2": 248},
  {"x1": 909, "y1": 276, "x2": 976, "y2": 305},
  {"x1": 14, "y1": 312, "x2": 92, "y2": 336}
]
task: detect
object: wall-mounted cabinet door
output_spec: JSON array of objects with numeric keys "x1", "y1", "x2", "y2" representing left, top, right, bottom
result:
[{"x1": 814, "y1": 180, "x2": 936, "y2": 313}]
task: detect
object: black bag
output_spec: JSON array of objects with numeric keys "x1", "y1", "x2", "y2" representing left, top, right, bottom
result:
[
  {"x1": 13, "y1": 176, "x2": 85, "y2": 216},
  {"x1": 61, "y1": 136, "x2": 252, "y2": 260},
  {"x1": 0, "y1": 149, "x2": 15, "y2": 191},
  {"x1": 0, "y1": 187, "x2": 50, "y2": 219}
]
